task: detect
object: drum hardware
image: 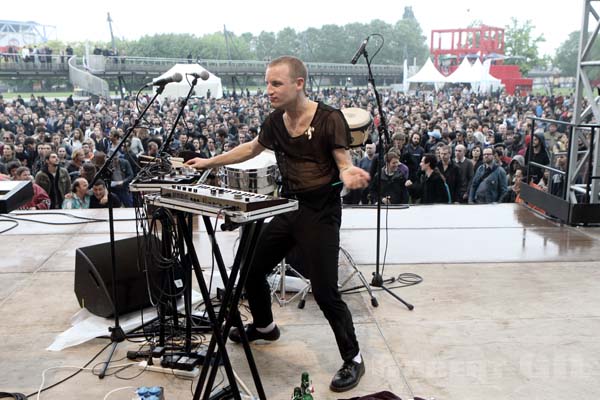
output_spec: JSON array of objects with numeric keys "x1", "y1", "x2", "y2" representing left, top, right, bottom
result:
[
  {"x1": 341, "y1": 107, "x2": 373, "y2": 147},
  {"x1": 271, "y1": 247, "x2": 377, "y2": 309},
  {"x1": 270, "y1": 259, "x2": 312, "y2": 308}
]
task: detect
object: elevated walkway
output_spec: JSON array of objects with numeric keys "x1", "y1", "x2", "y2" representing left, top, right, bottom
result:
[
  {"x1": 0, "y1": 54, "x2": 403, "y2": 81},
  {"x1": 67, "y1": 56, "x2": 110, "y2": 98}
]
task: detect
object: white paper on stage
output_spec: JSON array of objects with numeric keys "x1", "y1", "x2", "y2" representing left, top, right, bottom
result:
[{"x1": 47, "y1": 290, "x2": 203, "y2": 352}]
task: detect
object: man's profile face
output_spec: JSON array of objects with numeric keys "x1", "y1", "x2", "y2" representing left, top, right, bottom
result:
[
  {"x1": 265, "y1": 64, "x2": 302, "y2": 110},
  {"x1": 440, "y1": 149, "x2": 450, "y2": 163}
]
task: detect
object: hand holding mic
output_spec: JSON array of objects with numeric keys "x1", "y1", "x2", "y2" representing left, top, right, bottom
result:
[
  {"x1": 350, "y1": 36, "x2": 370, "y2": 65},
  {"x1": 188, "y1": 70, "x2": 210, "y2": 80},
  {"x1": 145, "y1": 72, "x2": 183, "y2": 87}
]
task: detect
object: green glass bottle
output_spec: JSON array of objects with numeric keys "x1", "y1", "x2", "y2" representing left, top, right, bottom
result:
[
  {"x1": 301, "y1": 372, "x2": 313, "y2": 399},
  {"x1": 292, "y1": 387, "x2": 302, "y2": 400}
]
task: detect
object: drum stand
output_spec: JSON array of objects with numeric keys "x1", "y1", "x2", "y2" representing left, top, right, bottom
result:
[
  {"x1": 270, "y1": 259, "x2": 312, "y2": 308},
  {"x1": 271, "y1": 247, "x2": 377, "y2": 309}
]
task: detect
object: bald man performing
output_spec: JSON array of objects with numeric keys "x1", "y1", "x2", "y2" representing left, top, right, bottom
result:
[{"x1": 186, "y1": 56, "x2": 369, "y2": 392}]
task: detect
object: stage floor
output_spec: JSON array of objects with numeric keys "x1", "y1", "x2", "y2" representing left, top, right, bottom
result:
[{"x1": 1, "y1": 204, "x2": 599, "y2": 399}]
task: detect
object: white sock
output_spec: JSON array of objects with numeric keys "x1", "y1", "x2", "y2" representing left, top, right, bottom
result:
[
  {"x1": 256, "y1": 321, "x2": 276, "y2": 333},
  {"x1": 352, "y1": 352, "x2": 362, "y2": 364}
]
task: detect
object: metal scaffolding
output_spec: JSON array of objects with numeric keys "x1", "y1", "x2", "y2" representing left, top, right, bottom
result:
[
  {"x1": 571, "y1": 0, "x2": 600, "y2": 205},
  {"x1": 0, "y1": 20, "x2": 55, "y2": 47}
]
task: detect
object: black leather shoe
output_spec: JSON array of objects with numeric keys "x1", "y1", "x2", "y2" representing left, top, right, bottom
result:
[
  {"x1": 329, "y1": 360, "x2": 365, "y2": 392},
  {"x1": 228, "y1": 323, "x2": 280, "y2": 344}
]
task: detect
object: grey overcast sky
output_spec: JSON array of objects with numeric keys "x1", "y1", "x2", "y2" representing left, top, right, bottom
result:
[{"x1": 3, "y1": 0, "x2": 584, "y2": 57}]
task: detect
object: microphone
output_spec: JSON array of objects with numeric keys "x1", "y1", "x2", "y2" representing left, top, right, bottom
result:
[
  {"x1": 350, "y1": 37, "x2": 369, "y2": 65},
  {"x1": 189, "y1": 71, "x2": 210, "y2": 81},
  {"x1": 146, "y1": 72, "x2": 183, "y2": 87}
]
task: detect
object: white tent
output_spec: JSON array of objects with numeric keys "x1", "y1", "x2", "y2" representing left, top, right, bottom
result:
[
  {"x1": 154, "y1": 64, "x2": 223, "y2": 102},
  {"x1": 473, "y1": 59, "x2": 502, "y2": 93},
  {"x1": 407, "y1": 58, "x2": 447, "y2": 84},
  {"x1": 446, "y1": 57, "x2": 478, "y2": 83}
]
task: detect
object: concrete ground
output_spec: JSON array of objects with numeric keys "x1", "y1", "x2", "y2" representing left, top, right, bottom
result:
[{"x1": 0, "y1": 205, "x2": 599, "y2": 400}]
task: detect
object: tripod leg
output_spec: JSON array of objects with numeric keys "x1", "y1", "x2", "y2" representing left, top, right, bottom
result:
[
  {"x1": 339, "y1": 247, "x2": 378, "y2": 307},
  {"x1": 98, "y1": 325, "x2": 125, "y2": 379},
  {"x1": 354, "y1": 269, "x2": 379, "y2": 307},
  {"x1": 381, "y1": 284, "x2": 413, "y2": 310}
]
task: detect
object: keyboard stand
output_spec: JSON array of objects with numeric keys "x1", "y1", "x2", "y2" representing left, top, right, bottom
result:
[{"x1": 173, "y1": 212, "x2": 267, "y2": 400}]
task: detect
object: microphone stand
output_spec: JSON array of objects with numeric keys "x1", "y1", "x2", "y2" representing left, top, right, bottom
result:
[
  {"x1": 362, "y1": 48, "x2": 413, "y2": 311},
  {"x1": 158, "y1": 74, "x2": 199, "y2": 158},
  {"x1": 92, "y1": 85, "x2": 163, "y2": 379}
]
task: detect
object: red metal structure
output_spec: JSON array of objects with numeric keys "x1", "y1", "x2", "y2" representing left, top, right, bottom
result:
[{"x1": 430, "y1": 25, "x2": 532, "y2": 95}]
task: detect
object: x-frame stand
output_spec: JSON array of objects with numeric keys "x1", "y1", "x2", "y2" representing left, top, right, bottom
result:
[{"x1": 170, "y1": 212, "x2": 267, "y2": 400}]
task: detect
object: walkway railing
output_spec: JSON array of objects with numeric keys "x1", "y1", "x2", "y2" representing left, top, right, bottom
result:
[
  {"x1": 0, "y1": 54, "x2": 403, "y2": 78},
  {"x1": 67, "y1": 56, "x2": 110, "y2": 98}
]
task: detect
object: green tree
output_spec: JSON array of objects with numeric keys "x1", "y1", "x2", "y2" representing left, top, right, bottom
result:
[
  {"x1": 273, "y1": 28, "x2": 301, "y2": 57},
  {"x1": 504, "y1": 18, "x2": 545, "y2": 74},
  {"x1": 555, "y1": 31, "x2": 582, "y2": 77},
  {"x1": 255, "y1": 31, "x2": 276, "y2": 61},
  {"x1": 555, "y1": 30, "x2": 600, "y2": 79},
  {"x1": 393, "y1": 8, "x2": 428, "y2": 65}
]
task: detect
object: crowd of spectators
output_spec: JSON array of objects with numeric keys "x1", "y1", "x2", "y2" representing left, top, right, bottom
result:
[
  {"x1": 1, "y1": 45, "x2": 74, "y2": 64},
  {"x1": 0, "y1": 85, "x2": 578, "y2": 210}
]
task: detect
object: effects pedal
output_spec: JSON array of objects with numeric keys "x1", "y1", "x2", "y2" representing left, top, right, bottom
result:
[{"x1": 135, "y1": 386, "x2": 165, "y2": 400}]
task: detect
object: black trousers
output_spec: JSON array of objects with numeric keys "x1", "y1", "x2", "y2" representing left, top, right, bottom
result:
[{"x1": 244, "y1": 199, "x2": 360, "y2": 362}]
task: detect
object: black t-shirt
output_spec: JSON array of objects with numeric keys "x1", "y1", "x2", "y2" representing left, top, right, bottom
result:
[{"x1": 258, "y1": 102, "x2": 350, "y2": 194}]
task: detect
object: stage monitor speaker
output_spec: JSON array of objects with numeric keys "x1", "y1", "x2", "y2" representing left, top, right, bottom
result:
[{"x1": 74, "y1": 236, "x2": 161, "y2": 318}]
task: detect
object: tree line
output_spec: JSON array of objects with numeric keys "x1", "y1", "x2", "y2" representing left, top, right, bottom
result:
[{"x1": 14, "y1": 8, "x2": 588, "y2": 77}]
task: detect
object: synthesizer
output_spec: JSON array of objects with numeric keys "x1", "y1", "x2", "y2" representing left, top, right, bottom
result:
[
  {"x1": 130, "y1": 169, "x2": 206, "y2": 192},
  {"x1": 145, "y1": 184, "x2": 298, "y2": 224},
  {"x1": 161, "y1": 184, "x2": 288, "y2": 212}
]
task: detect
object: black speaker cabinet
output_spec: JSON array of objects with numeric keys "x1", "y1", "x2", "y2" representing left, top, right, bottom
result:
[{"x1": 74, "y1": 236, "x2": 161, "y2": 318}]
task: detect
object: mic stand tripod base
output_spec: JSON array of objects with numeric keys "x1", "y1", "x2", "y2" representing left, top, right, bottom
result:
[
  {"x1": 98, "y1": 325, "x2": 126, "y2": 379},
  {"x1": 371, "y1": 273, "x2": 414, "y2": 311}
]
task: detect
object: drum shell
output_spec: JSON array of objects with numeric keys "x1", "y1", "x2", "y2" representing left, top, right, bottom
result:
[
  {"x1": 349, "y1": 129, "x2": 369, "y2": 147},
  {"x1": 225, "y1": 165, "x2": 278, "y2": 194}
]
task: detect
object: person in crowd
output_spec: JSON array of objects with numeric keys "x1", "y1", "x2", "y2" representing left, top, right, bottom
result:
[
  {"x1": 31, "y1": 143, "x2": 53, "y2": 175},
  {"x1": 405, "y1": 153, "x2": 450, "y2": 204},
  {"x1": 469, "y1": 145, "x2": 484, "y2": 172},
  {"x1": 369, "y1": 150, "x2": 408, "y2": 204},
  {"x1": 185, "y1": 56, "x2": 369, "y2": 392},
  {"x1": 403, "y1": 132, "x2": 425, "y2": 182},
  {"x1": 109, "y1": 154, "x2": 134, "y2": 207},
  {"x1": 14, "y1": 166, "x2": 50, "y2": 210},
  {"x1": 507, "y1": 154, "x2": 526, "y2": 185},
  {"x1": 454, "y1": 144, "x2": 474, "y2": 203},
  {"x1": 34, "y1": 152, "x2": 71, "y2": 209},
  {"x1": 62, "y1": 177, "x2": 91, "y2": 209},
  {"x1": 67, "y1": 149, "x2": 85, "y2": 175},
  {"x1": 501, "y1": 167, "x2": 525, "y2": 203},
  {"x1": 57, "y1": 145, "x2": 70, "y2": 168},
  {"x1": 469, "y1": 148, "x2": 508, "y2": 204},
  {"x1": 437, "y1": 144, "x2": 460, "y2": 202},
  {"x1": 1, "y1": 143, "x2": 17, "y2": 164},
  {"x1": 524, "y1": 132, "x2": 550, "y2": 184},
  {"x1": 89, "y1": 179, "x2": 122, "y2": 208}
]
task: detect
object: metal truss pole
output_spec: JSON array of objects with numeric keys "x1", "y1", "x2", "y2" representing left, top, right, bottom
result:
[{"x1": 572, "y1": 0, "x2": 600, "y2": 204}]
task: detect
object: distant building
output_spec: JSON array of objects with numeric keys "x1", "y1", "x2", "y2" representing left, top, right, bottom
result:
[{"x1": 430, "y1": 25, "x2": 533, "y2": 95}]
